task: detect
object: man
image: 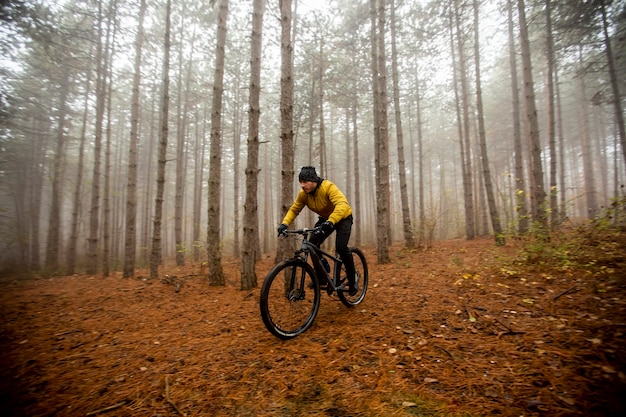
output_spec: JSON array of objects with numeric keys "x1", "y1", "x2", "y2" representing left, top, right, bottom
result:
[{"x1": 277, "y1": 166, "x2": 357, "y2": 295}]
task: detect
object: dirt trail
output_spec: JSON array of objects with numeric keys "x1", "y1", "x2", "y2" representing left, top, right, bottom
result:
[{"x1": 1, "y1": 238, "x2": 624, "y2": 416}]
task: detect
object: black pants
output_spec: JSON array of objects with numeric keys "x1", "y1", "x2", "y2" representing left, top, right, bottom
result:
[{"x1": 311, "y1": 215, "x2": 356, "y2": 285}]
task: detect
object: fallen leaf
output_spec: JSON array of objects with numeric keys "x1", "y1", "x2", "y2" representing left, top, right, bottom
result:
[
  {"x1": 587, "y1": 338, "x2": 602, "y2": 345},
  {"x1": 424, "y1": 377, "x2": 438, "y2": 383},
  {"x1": 402, "y1": 402, "x2": 416, "y2": 407}
]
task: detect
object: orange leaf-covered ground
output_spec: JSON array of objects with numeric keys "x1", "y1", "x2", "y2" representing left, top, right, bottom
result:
[{"x1": 1, "y1": 237, "x2": 624, "y2": 416}]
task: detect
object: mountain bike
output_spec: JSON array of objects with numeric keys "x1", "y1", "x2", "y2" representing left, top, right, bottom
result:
[{"x1": 259, "y1": 226, "x2": 368, "y2": 340}]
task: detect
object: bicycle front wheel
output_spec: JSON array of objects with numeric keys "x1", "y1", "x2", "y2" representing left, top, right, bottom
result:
[{"x1": 260, "y1": 258, "x2": 320, "y2": 339}]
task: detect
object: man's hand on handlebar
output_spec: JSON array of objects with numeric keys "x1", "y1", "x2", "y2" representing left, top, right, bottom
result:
[
  {"x1": 316, "y1": 221, "x2": 333, "y2": 235},
  {"x1": 277, "y1": 224, "x2": 288, "y2": 237}
]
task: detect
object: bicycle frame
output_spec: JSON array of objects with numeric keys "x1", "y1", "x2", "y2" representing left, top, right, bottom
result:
[
  {"x1": 300, "y1": 240, "x2": 344, "y2": 292},
  {"x1": 287, "y1": 228, "x2": 346, "y2": 294}
]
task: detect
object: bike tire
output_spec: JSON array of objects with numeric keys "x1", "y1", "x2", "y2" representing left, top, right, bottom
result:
[
  {"x1": 259, "y1": 258, "x2": 321, "y2": 339},
  {"x1": 338, "y1": 247, "x2": 368, "y2": 307}
]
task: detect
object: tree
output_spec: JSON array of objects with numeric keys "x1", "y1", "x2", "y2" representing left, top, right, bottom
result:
[
  {"x1": 241, "y1": 0, "x2": 265, "y2": 291},
  {"x1": 174, "y1": 4, "x2": 196, "y2": 267},
  {"x1": 518, "y1": 0, "x2": 547, "y2": 227},
  {"x1": 206, "y1": 0, "x2": 229, "y2": 286},
  {"x1": 67, "y1": 55, "x2": 93, "y2": 275},
  {"x1": 452, "y1": 0, "x2": 476, "y2": 240},
  {"x1": 473, "y1": 0, "x2": 504, "y2": 245},
  {"x1": 370, "y1": 0, "x2": 391, "y2": 263},
  {"x1": 44, "y1": 67, "x2": 69, "y2": 274},
  {"x1": 599, "y1": 0, "x2": 626, "y2": 172},
  {"x1": 277, "y1": 0, "x2": 295, "y2": 263},
  {"x1": 150, "y1": 0, "x2": 173, "y2": 280},
  {"x1": 545, "y1": 0, "x2": 559, "y2": 227},
  {"x1": 86, "y1": 1, "x2": 109, "y2": 275},
  {"x1": 389, "y1": 0, "x2": 414, "y2": 249},
  {"x1": 506, "y1": 0, "x2": 528, "y2": 234},
  {"x1": 123, "y1": 0, "x2": 147, "y2": 278}
]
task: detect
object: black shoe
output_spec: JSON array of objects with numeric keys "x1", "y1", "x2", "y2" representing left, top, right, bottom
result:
[{"x1": 348, "y1": 282, "x2": 358, "y2": 296}]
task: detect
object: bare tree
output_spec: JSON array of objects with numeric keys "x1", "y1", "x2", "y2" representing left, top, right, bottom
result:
[
  {"x1": 207, "y1": 0, "x2": 229, "y2": 286},
  {"x1": 277, "y1": 0, "x2": 295, "y2": 263},
  {"x1": 506, "y1": 0, "x2": 528, "y2": 234},
  {"x1": 150, "y1": 0, "x2": 172, "y2": 280},
  {"x1": 86, "y1": 1, "x2": 108, "y2": 275},
  {"x1": 174, "y1": 6, "x2": 196, "y2": 267},
  {"x1": 452, "y1": 0, "x2": 476, "y2": 240},
  {"x1": 241, "y1": 0, "x2": 265, "y2": 291},
  {"x1": 123, "y1": 0, "x2": 146, "y2": 278},
  {"x1": 44, "y1": 69, "x2": 69, "y2": 273},
  {"x1": 599, "y1": 0, "x2": 626, "y2": 172},
  {"x1": 67, "y1": 56, "x2": 93, "y2": 275},
  {"x1": 390, "y1": 0, "x2": 414, "y2": 249},
  {"x1": 473, "y1": 0, "x2": 504, "y2": 245},
  {"x1": 518, "y1": 0, "x2": 546, "y2": 227},
  {"x1": 370, "y1": 0, "x2": 390, "y2": 263},
  {"x1": 545, "y1": 0, "x2": 559, "y2": 227}
]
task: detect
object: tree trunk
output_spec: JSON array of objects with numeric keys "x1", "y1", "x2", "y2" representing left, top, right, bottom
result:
[
  {"x1": 370, "y1": 0, "x2": 390, "y2": 263},
  {"x1": 473, "y1": 0, "x2": 504, "y2": 245},
  {"x1": 277, "y1": 0, "x2": 295, "y2": 263},
  {"x1": 232, "y1": 70, "x2": 242, "y2": 259},
  {"x1": 86, "y1": 2, "x2": 107, "y2": 275},
  {"x1": 544, "y1": 0, "x2": 559, "y2": 227},
  {"x1": 45, "y1": 69, "x2": 69, "y2": 274},
  {"x1": 351, "y1": 99, "x2": 362, "y2": 247},
  {"x1": 390, "y1": 0, "x2": 414, "y2": 249},
  {"x1": 207, "y1": 0, "x2": 229, "y2": 286},
  {"x1": 599, "y1": 0, "x2": 626, "y2": 172},
  {"x1": 318, "y1": 40, "x2": 327, "y2": 174},
  {"x1": 174, "y1": 9, "x2": 195, "y2": 267},
  {"x1": 576, "y1": 49, "x2": 598, "y2": 219},
  {"x1": 103, "y1": 41, "x2": 114, "y2": 277},
  {"x1": 518, "y1": 0, "x2": 546, "y2": 228},
  {"x1": 241, "y1": 0, "x2": 265, "y2": 291},
  {"x1": 506, "y1": 0, "x2": 528, "y2": 234},
  {"x1": 453, "y1": 0, "x2": 475, "y2": 241},
  {"x1": 150, "y1": 0, "x2": 172, "y2": 280},
  {"x1": 414, "y1": 67, "x2": 426, "y2": 248},
  {"x1": 67, "y1": 55, "x2": 93, "y2": 275},
  {"x1": 102, "y1": 7, "x2": 117, "y2": 277},
  {"x1": 192, "y1": 106, "x2": 207, "y2": 263},
  {"x1": 123, "y1": 0, "x2": 146, "y2": 278}
]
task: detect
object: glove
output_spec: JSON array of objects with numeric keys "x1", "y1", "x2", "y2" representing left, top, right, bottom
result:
[
  {"x1": 277, "y1": 224, "x2": 288, "y2": 237},
  {"x1": 320, "y1": 221, "x2": 334, "y2": 233}
]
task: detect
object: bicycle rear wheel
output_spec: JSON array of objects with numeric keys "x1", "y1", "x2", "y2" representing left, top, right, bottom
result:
[
  {"x1": 338, "y1": 247, "x2": 368, "y2": 307},
  {"x1": 260, "y1": 258, "x2": 320, "y2": 339}
]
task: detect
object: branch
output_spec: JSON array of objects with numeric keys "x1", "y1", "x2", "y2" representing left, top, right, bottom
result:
[{"x1": 552, "y1": 285, "x2": 579, "y2": 301}]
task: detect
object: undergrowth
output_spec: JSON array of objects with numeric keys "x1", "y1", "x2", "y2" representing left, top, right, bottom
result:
[{"x1": 512, "y1": 197, "x2": 626, "y2": 281}]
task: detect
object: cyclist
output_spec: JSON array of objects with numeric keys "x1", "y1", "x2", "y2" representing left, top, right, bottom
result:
[{"x1": 277, "y1": 166, "x2": 357, "y2": 296}]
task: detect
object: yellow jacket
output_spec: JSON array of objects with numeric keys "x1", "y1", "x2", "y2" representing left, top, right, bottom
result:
[{"x1": 281, "y1": 180, "x2": 352, "y2": 226}]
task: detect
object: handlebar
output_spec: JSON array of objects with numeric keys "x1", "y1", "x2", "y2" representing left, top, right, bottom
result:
[{"x1": 278, "y1": 226, "x2": 322, "y2": 238}]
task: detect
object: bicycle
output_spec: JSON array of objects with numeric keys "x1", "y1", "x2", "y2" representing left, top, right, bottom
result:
[{"x1": 259, "y1": 226, "x2": 368, "y2": 339}]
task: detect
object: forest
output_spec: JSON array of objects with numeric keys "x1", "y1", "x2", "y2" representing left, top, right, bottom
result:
[
  {"x1": 1, "y1": 1, "x2": 626, "y2": 416},
  {"x1": 0, "y1": 0, "x2": 623, "y2": 281}
]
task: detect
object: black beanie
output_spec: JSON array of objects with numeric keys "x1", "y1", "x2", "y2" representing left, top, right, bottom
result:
[{"x1": 298, "y1": 166, "x2": 320, "y2": 182}]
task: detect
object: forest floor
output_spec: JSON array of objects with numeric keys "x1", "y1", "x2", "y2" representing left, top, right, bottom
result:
[{"x1": 1, "y1": 231, "x2": 625, "y2": 417}]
